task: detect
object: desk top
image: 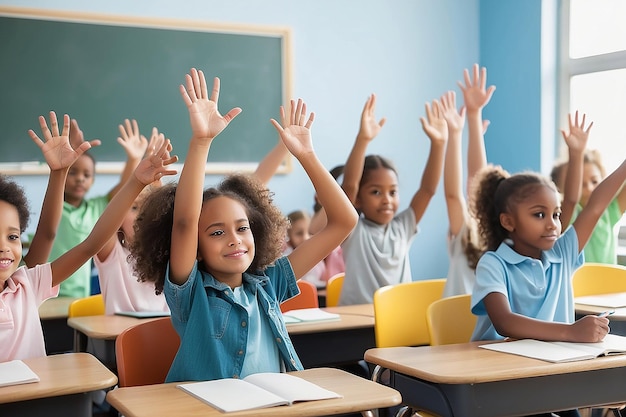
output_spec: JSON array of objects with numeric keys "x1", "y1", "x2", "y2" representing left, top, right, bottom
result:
[
  {"x1": 575, "y1": 293, "x2": 626, "y2": 320},
  {"x1": 365, "y1": 341, "x2": 626, "y2": 385},
  {"x1": 68, "y1": 305, "x2": 375, "y2": 340},
  {"x1": 106, "y1": 367, "x2": 401, "y2": 417},
  {"x1": 39, "y1": 297, "x2": 77, "y2": 320},
  {"x1": 0, "y1": 353, "x2": 118, "y2": 404}
]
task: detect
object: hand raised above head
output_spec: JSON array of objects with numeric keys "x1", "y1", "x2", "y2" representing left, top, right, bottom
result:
[
  {"x1": 179, "y1": 68, "x2": 242, "y2": 143},
  {"x1": 117, "y1": 118, "x2": 148, "y2": 160},
  {"x1": 270, "y1": 98, "x2": 315, "y2": 158},
  {"x1": 28, "y1": 111, "x2": 92, "y2": 171},
  {"x1": 420, "y1": 99, "x2": 448, "y2": 144},
  {"x1": 69, "y1": 118, "x2": 101, "y2": 150},
  {"x1": 133, "y1": 137, "x2": 178, "y2": 185},
  {"x1": 357, "y1": 93, "x2": 386, "y2": 142},
  {"x1": 561, "y1": 110, "x2": 593, "y2": 153},
  {"x1": 439, "y1": 90, "x2": 466, "y2": 134},
  {"x1": 458, "y1": 63, "x2": 496, "y2": 113}
]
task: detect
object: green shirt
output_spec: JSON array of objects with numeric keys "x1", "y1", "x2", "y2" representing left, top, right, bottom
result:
[
  {"x1": 48, "y1": 195, "x2": 109, "y2": 297},
  {"x1": 572, "y1": 199, "x2": 624, "y2": 264}
]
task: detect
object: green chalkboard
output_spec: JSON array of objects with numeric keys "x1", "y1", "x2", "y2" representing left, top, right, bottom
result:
[{"x1": 0, "y1": 8, "x2": 291, "y2": 171}]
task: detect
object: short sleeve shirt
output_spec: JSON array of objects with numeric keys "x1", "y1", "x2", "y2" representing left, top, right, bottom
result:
[
  {"x1": 443, "y1": 223, "x2": 476, "y2": 297},
  {"x1": 471, "y1": 226, "x2": 583, "y2": 341},
  {"x1": 339, "y1": 208, "x2": 417, "y2": 305},
  {"x1": 572, "y1": 199, "x2": 623, "y2": 264},
  {"x1": 0, "y1": 264, "x2": 58, "y2": 361}
]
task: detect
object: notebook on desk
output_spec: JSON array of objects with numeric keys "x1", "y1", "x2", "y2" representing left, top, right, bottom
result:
[
  {"x1": 115, "y1": 311, "x2": 171, "y2": 318},
  {"x1": 575, "y1": 293, "x2": 626, "y2": 308},
  {"x1": 0, "y1": 360, "x2": 40, "y2": 387}
]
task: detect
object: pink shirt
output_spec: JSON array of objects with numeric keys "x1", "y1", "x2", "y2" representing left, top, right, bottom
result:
[
  {"x1": 94, "y1": 241, "x2": 169, "y2": 315},
  {"x1": 0, "y1": 264, "x2": 58, "y2": 361}
]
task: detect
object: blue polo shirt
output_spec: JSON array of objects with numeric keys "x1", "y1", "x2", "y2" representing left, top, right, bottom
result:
[
  {"x1": 164, "y1": 256, "x2": 302, "y2": 382},
  {"x1": 471, "y1": 226, "x2": 584, "y2": 341}
]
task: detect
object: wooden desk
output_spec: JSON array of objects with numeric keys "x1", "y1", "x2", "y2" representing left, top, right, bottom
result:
[
  {"x1": 575, "y1": 294, "x2": 626, "y2": 335},
  {"x1": 106, "y1": 367, "x2": 401, "y2": 417},
  {"x1": 38, "y1": 296, "x2": 77, "y2": 354},
  {"x1": 0, "y1": 352, "x2": 118, "y2": 417},
  {"x1": 68, "y1": 306, "x2": 375, "y2": 369},
  {"x1": 365, "y1": 342, "x2": 626, "y2": 417}
]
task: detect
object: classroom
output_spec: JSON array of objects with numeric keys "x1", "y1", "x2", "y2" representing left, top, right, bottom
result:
[{"x1": 3, "y1": 1, "x2": 626, "y2": 417}]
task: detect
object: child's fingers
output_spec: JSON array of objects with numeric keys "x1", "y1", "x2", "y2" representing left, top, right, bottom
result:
[
  {"x1": 61, "y1": 114, "x2": 71, "y2": 138},
  {"x1": 27, "y1": 129, "x2": 44, "y2": 147},
  {"x1": 38, "y1": 115, "x2": 52, "y2": 141},
  {"x1": 48, "y1": 111, "x2": 59, "y2": 138}
]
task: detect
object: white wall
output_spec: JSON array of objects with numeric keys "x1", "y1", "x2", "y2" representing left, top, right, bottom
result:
[{"x1": 1, "y1": 0, "x2": 480, "y2": 280}]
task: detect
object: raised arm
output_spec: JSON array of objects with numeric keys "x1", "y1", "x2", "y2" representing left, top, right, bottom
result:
[
  {"x1": 50, "y1": 139, "x2": 177, "y2": 286},
  {"x1": 412, "y1": 99, "x2": 447, "y2": 223},
  {"x1": 559, "y1": 111, "x2": 592, "y2": 229},
  {"x1": 573, "y1": 155, "x2": 626, "y2": 252},
  {"x1": 107, "y1": 119, "x2": 149, "y2": 199},
  {"x1": 23, "y1": 112, "x2": 96, "y2": 267},
  {"x1": 253, "y1": 139, "x2": 288, "y2": 186},
  {"x1": 458, "y1": 64, "x2": 495, "y2": 188},
  {"x1": 170, "y1": 68, "x2": 242, "y2": 284},
  {"x1": 342, "y1": 94, "x2": 386, "y2": 204},
  {"x1": 440, "y1": 91, "x2": 467, "y2": 237},
  {"x1": 271, "y1": 100, "x2": 357, "y2": 278}
]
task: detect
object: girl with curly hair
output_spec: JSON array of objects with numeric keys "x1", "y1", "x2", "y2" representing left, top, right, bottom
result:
[{"x1": 131, "y1": 68, "x2": 357, "y2": 382}]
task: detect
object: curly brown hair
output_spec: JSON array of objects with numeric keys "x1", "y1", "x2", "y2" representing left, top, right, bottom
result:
[
  {"x1": 471, "y1": 165, "x2": 556, "y2": 252},
  {"x1": 0, "y1": 175, "x2": 30, "y2": 233},
  {"x1": 130, "y1": 174, "x2": 288, "y2": 294}
]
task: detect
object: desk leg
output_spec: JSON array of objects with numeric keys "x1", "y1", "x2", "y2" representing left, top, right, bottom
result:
[{"x1": 73, "y1": 329, "x2": 88, "y2": 352}]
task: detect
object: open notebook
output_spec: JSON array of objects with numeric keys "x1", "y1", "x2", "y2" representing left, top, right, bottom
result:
[
  {"x1": 178, "y1": 372, "x2": 342, "y2": 412},
  {"x1": 479, "y1": 333, "x2": 626, "y2": 363},
  {"x1": 282, "y1": 308, "x2": 340, "y2": 324},
  {"x1": 115, "y1": 311, "x2": 171, "y2": 318},
  {"x1": 0, "y1": 360, "x2": 40, "y2": 387}
]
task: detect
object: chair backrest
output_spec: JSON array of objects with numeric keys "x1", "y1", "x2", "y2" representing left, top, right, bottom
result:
[
  {"x1": 67, "y1": 294, "x2": 105, "y2": 318},
  {"x1": 280, "y1": 280, "x2": 319, "y2": 313},
  {"x1": 115, "y1": 317, "x2": 180, "y2": 387},
  {"x1": 325, "y1": 273, "x2": 345, "y2": 307},
  {"x1": 572, "y1": 263, "x2": 626, "y2": 297},
  {"x1": 427, "y1": 294, "x2": 477, "y2": 346},
  {"x1": 373, "y1": 278, "x2": 446, "y2": 348}
]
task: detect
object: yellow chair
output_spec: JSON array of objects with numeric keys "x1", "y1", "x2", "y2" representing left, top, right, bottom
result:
[
  {"x1": 280, "y1": 280, "x2": 319, "y2": 313},
  {"x1": 68, "y1": 294, "x2": 105, "y2": 351},
  {"x1": 116, "y1": 317, "x2": 180, "y2": 387},
  {"x1": 572, "y1": 263, "x2": 626, "y2": 297},
  {"x1": 325, "y1": 273, "x2": 344, "y2": 307},
  {"x1": 426, "y1": 294, "x2": 476, "y2": 346}
]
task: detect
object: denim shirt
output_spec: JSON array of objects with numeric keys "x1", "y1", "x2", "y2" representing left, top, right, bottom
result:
[{"x1": 164, "y1": 256, "x2": 303, "y2": 382}]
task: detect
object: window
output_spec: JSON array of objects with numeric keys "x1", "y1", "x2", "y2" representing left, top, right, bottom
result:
[{"x1": 559, "y1": 0, "x2": 626, "y2": 173}]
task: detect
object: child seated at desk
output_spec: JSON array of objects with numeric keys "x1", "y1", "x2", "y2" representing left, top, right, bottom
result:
[{"x1": 0, "y1": 112, "x2": 176, "y2": 362}]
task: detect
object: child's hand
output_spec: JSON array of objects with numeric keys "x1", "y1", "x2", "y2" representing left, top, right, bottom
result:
[
  {"x1": 133, "y1": 136, "x2": 178, "y2": 185},
  {"x1": 569, "y1": 314, "x2": 609, "y2": 343},
  {"x1": 69, "y1": 118, "x2": 102, "y2": 150},
  {"x1": 117, "y1": 118, "x2": 148, "y2": 160},
  {"x1": 561, "y1": 110, "x2": 593, "y2": 153},
  {"x1": 440, "y1": 91, "x2": 466, "y2": 135},
  {"x1": 179, "y1": 68, "x2": 242, "y2": 143},
  {"x1": 458, "y1": 64, "x2": 496, "y2": 113},
  {"x1": 270, "y1": 98, "x2": 315, "y2": 158},
  {"x1": 420, "y1": 99, "x2": 448, "y2": 144},
  {"x1": 28, "y1": 111, "x2": 93, "y2": 171},
  {"x1": 357, "y1": 94, "x2": 386, "y2": 142}
]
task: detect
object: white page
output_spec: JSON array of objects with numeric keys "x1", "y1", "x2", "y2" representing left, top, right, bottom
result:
[
  {"x1": 282, "y1": 308, "x2": 340, "y2": 323},
  {"x1": 0, "y1": 360, "x2": 40, "y2": 387},
  {"x1": 178, "y1": 378, "x2": 287, "y2": 412},
  {"x1": 243, "y1": 373, "x2": 341, "y2": 404},
  {"x1": 575, "y1": 293, "x2": 626, "y2": 308},
  {"x1": 479, "y1": 339, "x2": 598, "y2": 362}
]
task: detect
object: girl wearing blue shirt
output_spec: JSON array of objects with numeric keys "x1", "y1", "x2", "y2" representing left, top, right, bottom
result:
[{"x1": 131, "y1": 68, "x2": 357, "y2": 382}]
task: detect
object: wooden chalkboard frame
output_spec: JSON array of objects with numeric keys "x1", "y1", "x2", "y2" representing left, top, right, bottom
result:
[{"x1": 0, "y1": 7, "x2": 293, "y2": 175}]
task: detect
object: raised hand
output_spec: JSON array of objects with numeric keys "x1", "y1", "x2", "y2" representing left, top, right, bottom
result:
[
  {"x1": 270, "y1": 99, "x2": 315, "y2": 158},
  {"x1": 179, "y1": 68, "x2": 242, "y2": 143},
  {"x1": 440, "y1": 91, "x2": 466, "y2": 135},
  {"x1": 133, "y1": 136, "x2": 178, "y2": 185},
  {"x1": 69, "y1": 118, "x2": 102, "y2": 151},
  {"x1": 357, "y1": 94, "x2": 387, "y2": 142},
  {"x1": 561, "y1": 110, "x2": 593, "y2": 153},
  {"x1": 28, "y1": 111, "x2": 92, "y2": 171},
  {"x1": 117, "y1": 118, "x2": 148, "y2": 160},
  {"x1": 458, "y1": 64, "x2": 496, "y2": 113},
  {"x1": 420, "y1": 99, "x2": 448, "y2": 144}
]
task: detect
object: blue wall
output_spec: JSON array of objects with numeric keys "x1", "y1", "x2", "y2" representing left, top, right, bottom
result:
[{"x1": 1, "y1": 0, "x2": 551, "y2": 280}]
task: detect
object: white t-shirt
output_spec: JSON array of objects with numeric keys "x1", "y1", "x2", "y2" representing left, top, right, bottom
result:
[
  {"x1": 94, "y1": 240, "x2": 169, "y2": 315},
  {"x1": 0, "y1": 264, "x2": 58, "y2": 361},
  {"x1": 340, "y1": 208, "x2": 418, "y2": 305},
  {"x1": 443, "y1": 223, "x2": 476, "y2": 297}
]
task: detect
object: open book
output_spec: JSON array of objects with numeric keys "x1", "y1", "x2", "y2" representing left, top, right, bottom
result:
[
  {"x1": 177, "y1": 372, "x2": 342, "y2": 412},
  {"x1": 282, "y1": 308, "x2": 340, "y2": 324},
  {"x1": 0, "y1": 360, "x2": 40, "y2": 387},
  {"x1": 479, "y1": 333, "x2": 626, "y2": 363},
  {"x1": 115, "y1": 310, "x2": 171, "y2": 318}
]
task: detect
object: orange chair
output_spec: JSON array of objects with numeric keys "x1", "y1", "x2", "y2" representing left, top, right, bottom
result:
[
  {"x1": 280, "y1": 280, "x2": 319, "y2": 313},
  {"x1": 115, "y1": 317, "x2": 180, "y2": 387},
  {"x1": 325, "y1": 273, "x2": 344, "y2": 307}
]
